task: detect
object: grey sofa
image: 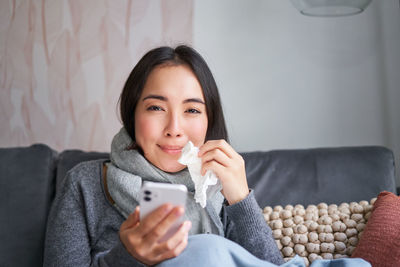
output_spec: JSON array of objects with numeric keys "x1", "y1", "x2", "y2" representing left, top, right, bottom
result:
[{"x1": 0, "y1": 144, "x2": 397, "y2": 267}]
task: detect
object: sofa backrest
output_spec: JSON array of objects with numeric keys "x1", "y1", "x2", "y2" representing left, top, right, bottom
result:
[
  {"x1": 242, "y1": 146, "x2": 397, "y2": 207},
  {"x1": 56, "y1": 145, "x2": 397, "y2": 208}
]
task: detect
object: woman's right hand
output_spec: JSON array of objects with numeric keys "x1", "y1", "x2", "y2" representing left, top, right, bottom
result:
[{"x1": 119, "y1": 204, "x2": 192, "y2": 266}]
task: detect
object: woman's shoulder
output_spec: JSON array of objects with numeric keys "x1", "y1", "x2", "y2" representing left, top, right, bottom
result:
[
  {"x1": 61, "y1": 159, "x2": 108, "y2": 191},
  {"x1": 67, "y1": 159, "x2": 106, "y2": 175}
]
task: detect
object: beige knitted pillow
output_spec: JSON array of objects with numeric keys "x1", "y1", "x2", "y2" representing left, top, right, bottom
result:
[{"x1": 263, "y1": 198, "x2": 376, "y2": 266}]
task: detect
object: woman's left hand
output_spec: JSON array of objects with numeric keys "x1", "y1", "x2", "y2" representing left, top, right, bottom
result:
[{"x1": 198, "y1": 140, "x2": 249, "y2": 205}]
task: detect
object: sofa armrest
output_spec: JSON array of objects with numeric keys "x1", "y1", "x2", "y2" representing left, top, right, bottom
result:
[{"x1": 0, "y1": 144, "x2": 57, "y2": 267}]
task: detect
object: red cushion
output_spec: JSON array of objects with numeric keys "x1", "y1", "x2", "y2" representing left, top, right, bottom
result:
[{"x1": 351, "y1": 191, "x2": 400, "y2": 267}]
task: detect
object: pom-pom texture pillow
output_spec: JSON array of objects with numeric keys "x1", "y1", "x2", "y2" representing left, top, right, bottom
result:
[
  {"x1": 351, "y1": 191, "x2": 400, "y2": 267},
  {"x1": 263, "y1": 198, "x2": 376, "y2": 266}
]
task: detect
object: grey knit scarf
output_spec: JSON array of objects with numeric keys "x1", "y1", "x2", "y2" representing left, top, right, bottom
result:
[{"x1": 106, "y1": 128, "x2": 224, "y2": 236}]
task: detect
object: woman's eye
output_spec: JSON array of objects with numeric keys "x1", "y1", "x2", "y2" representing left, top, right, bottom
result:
[
  {"x1": 147, "y1": 106, "x2": 163, "y2": 111},
  {"x1": 186, "y1": 108, "x2": 201, "y2": 114}
]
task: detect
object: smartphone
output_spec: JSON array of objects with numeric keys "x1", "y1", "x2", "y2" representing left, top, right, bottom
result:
[{"x1": 139, "y1": 182, "x2": 188, "y2": 242}]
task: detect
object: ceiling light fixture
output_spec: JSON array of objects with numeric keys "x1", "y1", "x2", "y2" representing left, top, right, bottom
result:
[{"x1": 290, "y1": 0, "x2": 372, "y2": 17}]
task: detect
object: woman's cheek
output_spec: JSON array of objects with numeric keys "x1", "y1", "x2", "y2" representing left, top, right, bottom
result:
[
  {"x1": 135, "y1": 115, "x2": 160, "y2": 144},
  {"x1": 188, "y1": 119, "x2": 208, "y2": 146}
]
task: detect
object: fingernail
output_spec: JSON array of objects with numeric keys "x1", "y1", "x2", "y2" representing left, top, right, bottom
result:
[
  {"x1": 175, "y1": 206, "x2": 184, "y2": 216},
  {"x1": 184, "y1": 221, "x2": 192, "y2": 231},
  {"x1": 164, "y1": 204, "x2": 173, "y2": 213}
]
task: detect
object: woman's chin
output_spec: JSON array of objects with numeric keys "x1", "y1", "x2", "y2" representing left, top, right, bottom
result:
[{"x1": 157, "y1": 161, "x2": 186, "y2": 173}]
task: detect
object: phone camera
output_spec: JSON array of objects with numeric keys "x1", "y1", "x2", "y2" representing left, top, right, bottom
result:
[
  {"x1": 144, "y1": 196, "x2": 151, "y2": 202},
  {"x1": 144, "y1": 190, "x2": 151, "y2": 195}
]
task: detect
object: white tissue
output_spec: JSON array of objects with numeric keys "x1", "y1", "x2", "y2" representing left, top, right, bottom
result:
[{"x1": 178, "y1": 141, "x2": 222, "y2": 208}]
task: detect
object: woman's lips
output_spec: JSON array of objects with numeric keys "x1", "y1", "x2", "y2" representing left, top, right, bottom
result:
[{"x1": 158, "y1": 145, "x2": 183, "y2": 155}]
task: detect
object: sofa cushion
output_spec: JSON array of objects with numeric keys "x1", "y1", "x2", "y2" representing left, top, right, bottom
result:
[
  {"x1": 56, "y1": 149, "x2": 109, "y2": 190},
  {"x1": 351, "y1": 191, "x2": 400, "y2": 266},
  {"x1": 0, "y1": 144, "x2": 57, "y2": 267},
  {"x1": 241, "y1": 146, "x2": 396, "y2": 207}
]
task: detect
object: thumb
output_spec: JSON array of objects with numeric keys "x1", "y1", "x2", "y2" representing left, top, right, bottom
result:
[{"x1": 120, "y1": 206, "x2": 140, "y2": 231}]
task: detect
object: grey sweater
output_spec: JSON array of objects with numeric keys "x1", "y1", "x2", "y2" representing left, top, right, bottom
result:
[{"x1": 43, "y1": 160, "x2": 283, "y2": 266}]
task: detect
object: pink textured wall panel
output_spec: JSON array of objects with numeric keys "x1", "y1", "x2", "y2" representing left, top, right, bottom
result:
[{"x1": 0, "y1": 0, "x2": 193, "y2": 152}]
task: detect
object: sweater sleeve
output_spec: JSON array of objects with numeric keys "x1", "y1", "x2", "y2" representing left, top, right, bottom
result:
[
  {"x1": 43, "y1": 171, "x2": 145, "y2": 267},
  {"x1": 223, "y1": 190, "x2": 284, "y2": 265}
]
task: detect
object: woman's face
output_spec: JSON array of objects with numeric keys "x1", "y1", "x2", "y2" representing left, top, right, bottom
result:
[{"x1": 134, "y1": 64, "x2": 208, "y2": 172}]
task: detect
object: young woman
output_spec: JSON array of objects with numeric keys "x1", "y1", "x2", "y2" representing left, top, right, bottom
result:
[{"x1": 43, "y1": 45, "x2": 284, "y2": 266}]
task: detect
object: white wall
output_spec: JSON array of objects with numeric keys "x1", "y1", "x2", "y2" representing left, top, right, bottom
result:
[
  {"x1": 193, "y1": 0, "x2": 400, "y2": 186},
  {"x1": 2, "y1": 0, "x2": 398, "y2": 186}
]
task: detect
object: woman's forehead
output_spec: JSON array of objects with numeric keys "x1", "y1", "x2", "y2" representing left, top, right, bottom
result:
[{"x1": 141, "y1": 65, "x2": 204, "y2": 101}]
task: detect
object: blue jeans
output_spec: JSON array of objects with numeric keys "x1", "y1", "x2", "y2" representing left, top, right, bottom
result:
[{"x1": 158, "y1": 234, "x2": 371, "y2": 267}]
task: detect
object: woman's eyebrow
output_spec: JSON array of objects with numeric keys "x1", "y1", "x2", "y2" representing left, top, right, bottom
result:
[
  {"x1": 183, "y1": 98, "x2": 205, "y2": 104},
  {"x1": 142, "y1": 94, "x2": 167, "y2": 101},
  {"x1": 143, "y1": 95, "x2": 205, "y2": 105}
]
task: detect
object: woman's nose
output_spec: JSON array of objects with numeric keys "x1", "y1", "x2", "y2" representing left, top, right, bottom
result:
[{"x1": 164, "y1": 114, "x2": 183, "y2": 137}]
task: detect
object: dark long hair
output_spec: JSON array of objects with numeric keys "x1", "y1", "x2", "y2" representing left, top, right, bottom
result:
[{"x1": 119, "y1": 45, "x2": 228, "y2": 145}]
